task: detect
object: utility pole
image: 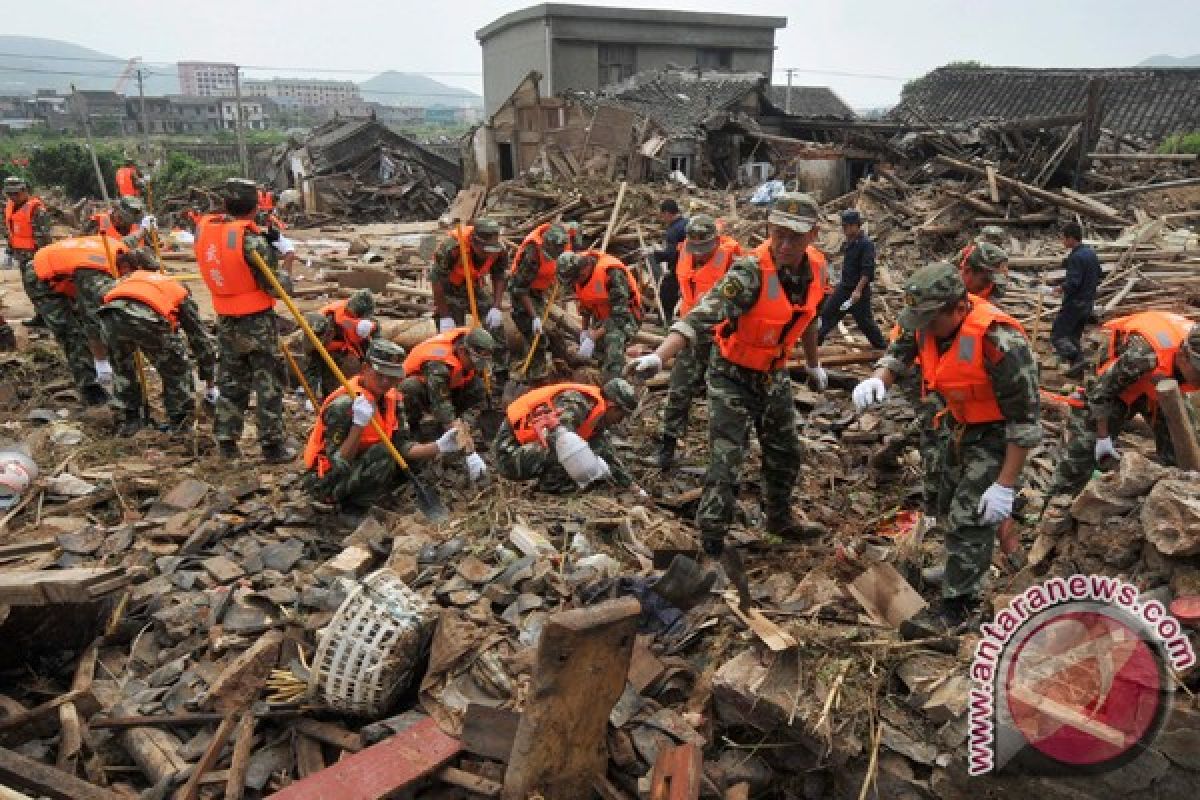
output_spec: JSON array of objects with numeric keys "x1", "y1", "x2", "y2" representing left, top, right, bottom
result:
[
  {"x1": 232, "y1": 65, "x2": 250, "y2": 177},
  {"x1": 784, "y1": 68, "x2": 796, "y2": 114},
  {"x1": 70, "y1": 83, "x2": 110, "y2": 202},
  {"x1": 136, "y1": 67, "x2": 152, "y2": 163}
]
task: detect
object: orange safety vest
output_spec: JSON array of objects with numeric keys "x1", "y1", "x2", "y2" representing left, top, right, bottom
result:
[
  {"x1": 714, "y1": 242, "x2": 827, "y2": 372},
  {"x1": 573, "y1": 251, "x2": 643, "y2": 322},
  {"x1": 916, "y1": 295, "x2": 1026, "y2": 425},
  {"x1": 4, "y1": 196, "x2": 45, "y2": 250},
  {"x1": 33, "y1": 237, "x2": 123, "y2": 299},
  {"x1": 195, "y1": 216, "x2": 275, "y2": 317},
  {"x1": 677, "y1": 235, "x2": 741, "y2": 316},
  {"x1": 303, "y1": 376, "x2": 400, "y2": 478},
  {"x1": 403, "y1": 328, "x2": 475, "y2": 389},
  {"x1": 103, "y1": 270, "x2": 190, "y2": 329},
  {"x1": 507, "y1": 383, "x2": 607, "y2": 445},
  {"x1": 321, "y1": 300, "x2": 373, "y2": 357},
  {"x1": 257, "y1": 188, "x2": 275, "y2": 211},
  {"x1": 445, "y1": 226, "x2": 498, "y2": 287},
  {"x1": 1099, "y1": 311, "x2": 1199, "y2": 411},
  {"x1": 512, "y1": 223, "x2": 574, "y2": 292},
  {"x1": 115, "y1": 166, "x2": 140, "y2": 197}
]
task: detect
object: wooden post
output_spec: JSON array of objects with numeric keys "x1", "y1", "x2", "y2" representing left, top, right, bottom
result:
[
  {"x1": 503, "y1": 597, "x2": 641, "y2": 800},
  {"x1": 600, "y1": 181, "x2": 627, "y2": 253},
  {"x1": 224, "y1": 713, "x2": 256, "y2": 800},
  {"x1": 57, "y1": 640, "x2": 99, "y2": 775},
  {"x1": 70, "y1": 84, "x2": 109, "y2": 203},
  {"x1": 175, "y1": 713, "x2": 237, "y2": 800},
  {"x1": 1156, "y1": 379, "x2": 1200, "y2": 470},
  {"x1": 649, "y1": 743, "x2": 702, "y2": 800}
]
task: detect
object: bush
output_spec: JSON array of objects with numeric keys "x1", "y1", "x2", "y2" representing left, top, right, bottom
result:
[
  {"x1": 154, "y1": 152, "x2": 238, "y2": 199},
  {"x1": 28, "y1": 141, "x2": 122, "y2": 199},
  {"x1": 1158, "y1": 132, "x2": 1200, "y2": 155}
]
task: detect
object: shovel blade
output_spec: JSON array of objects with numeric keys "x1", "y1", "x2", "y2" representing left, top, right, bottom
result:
[{"x1": 409, "y1": 473, "x2": 449, "y2": 523}]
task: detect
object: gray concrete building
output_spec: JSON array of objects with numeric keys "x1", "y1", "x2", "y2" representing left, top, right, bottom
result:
[{"x1": 475, "y1": 4, "x2": 786, "y2": 116}]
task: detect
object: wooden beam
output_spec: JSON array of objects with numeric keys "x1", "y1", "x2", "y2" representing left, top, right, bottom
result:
[
  {"x1": 291, "y1": 718, "x2": 364, "y2": 753},
  {"x1": 0, "y1": 745, "x2": 123, "y2": 800},
  {"x1": 223, "y1": 713, "x2": 255, "y2": 800},
  {"x1": 174, "y1": 713, "x2": 237, "y2": 800},
  {"x1": 1156, "y1": 380, "x2": 1200, "y2": 471},
  {"x1": 1088, "y1": 176, "x2": 1200, "y2": 200}
]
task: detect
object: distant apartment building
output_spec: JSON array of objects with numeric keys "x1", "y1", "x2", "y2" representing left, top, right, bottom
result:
[
  {"x1": 218, "y1": 98, "x2": 267, "y2": 130},
  {"x1": 476, "y1": 3, "x2": 786, "y2": 115},
  {"x1": 178, "y1": 62, "x2": 239, "y2": 97},
  {"x1": 242, "y1": 78, "x2": 362, "y2": 108}
]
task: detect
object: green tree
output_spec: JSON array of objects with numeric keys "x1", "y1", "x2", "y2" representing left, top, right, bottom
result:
[
  {"x1": 1158, "y1": 132, "x2": 1200, "y2": 155},
  {"x1": 154, "y1": 152, "x2": 238, "y2": 198},
  {"x1": 28, "y1": 141, "x2": 122, "y2": 199}
]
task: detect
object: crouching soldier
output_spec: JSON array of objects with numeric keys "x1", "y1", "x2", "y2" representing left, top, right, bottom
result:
[
  {"x1": 302, "y1": 340, "x2": 465, "y2": 511},
  {"x1": 556, "y1": 251, "x2": 643, "y2": 382},
  {"x1": 302, "y1": 288, "x2": 379, "y2": 403},
  {"x1": 494, "y1": 378, "x2": 638, "y2": 493}
]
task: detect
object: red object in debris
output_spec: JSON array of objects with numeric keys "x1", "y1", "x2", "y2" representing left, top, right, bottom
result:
[
  {"x1": 268, "y1": 717, "x2": 461, "y2": 800},
  {"x1": 1170, "y1": 596, "x2": 1200, "y2": 627},
  {"x1": 650, "y1": 742, "x2": 702, "y2": 800},
  {"x1": 877, "y1": 510, "x2": 920, "y2": 539}
]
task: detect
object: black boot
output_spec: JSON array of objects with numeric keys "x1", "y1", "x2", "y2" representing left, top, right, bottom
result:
[
  {"x1": 656, "y1": 436, "x2": 677, "y2": 470},
  {"x1": 23, "y1": 312, "x2": 46, "y2": 329},
  {"x1": 219, "y1": 441, "x2": 241, "y2": 460},
  {"x1": 116, "y1": 412, "x2": 143, "y2": 437},
  {"x1": 765, "y1": 509, "x2": 826, "y2": 540},
  {"x1": 0, "y1": 323, "x2": 15, "y2": 351},
  {"x1": 81, "y1": 385, "x2": 109, "y2": 407},
  {"x1": 262, "y1": 442, "x2": 297, "y2": 464}
]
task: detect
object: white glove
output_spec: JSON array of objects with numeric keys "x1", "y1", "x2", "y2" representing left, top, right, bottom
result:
[
  {"x1": 531, "y1": 317, "x2": 543, "y2": 335},
  {"x1": 304, "y1": 398, "x2": 315, "y2": 413},
  {"x1": 977, "y1": 483, "x2": 1014, "y2": 525},
  {"x1": 355, "y1": 319, "x2": 374, "y2": 338},
  {"x1": 1095, "y1": 436, "x2": 1121, "y2": 462},
  {"x1": 839, "y1": 298, "x2": 854, "y2": 312},
  {"x1": 94, "y1": 359, "x2": 114, "y2": 386},
  {"x1": 436, "y1": 428, "x2": 461, "y2": 455},
  {"x1": 852, "y1": 377, "x2": 887, "y2": 410},
  {"x1": 438, "y1": 316, "x2": 456, "y2": 334},
  {"x1": 578, "y1": 336, "x2": 595, "y2": 359},
  {"x1": 807, "y1": 365, "x2": 829, "y2": 392},
  {"x1": 204, "y1": 386, "x2": 220, "y2": 404},
  {"x1": 141, "y1": 214, "x2": 158, "y2": 231},
  {"x1": 485, "y1": 308, "x2": 504, "y2": 329},
  {"x1": 351, "y1": 395, "x2": 375, "y2": 427},
  {"x1": 593, "y1": 457, "x2": 612, "y2": 482},
  {"x1": 465, "y1": 452, "x2": 487, "y2": 481},
  {"x1": 629, "y1": 353, "x2": 662, "y2": 379}
]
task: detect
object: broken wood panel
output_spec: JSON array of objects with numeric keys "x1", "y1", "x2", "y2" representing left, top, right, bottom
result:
[
  {"x1": 0, "y1": 745, "x2": 124, "y2": 800},
  {"x1": 846, "y1": 563, "x2": 927, "y2": 628},
  {"x1": 0, "y1": 568, "x2": 127, "y2": 606},
  {"x1": 649, "y1": 743, "x2": 702, "y2": 800},
  {"x1": 461, "y1": 704, "x2": 519, "y2": 763}
]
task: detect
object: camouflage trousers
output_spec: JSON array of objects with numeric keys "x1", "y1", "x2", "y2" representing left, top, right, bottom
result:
[
  {"x1": 492, "y1": 422, "x2": 580, "y2": 493},
  {"x1": 895, "y1": 373, "x2": 947, "y2": 514},
  {"x1": 662, "y1": 336, "x2": 712, "y2": 440},
  {"x1": 398, "y1": 375, "x2": 487, "y2": 435},
  {"x1": 934, "y1": 424, "x2": 1007, "y2": 600},
  {"x1": 443, "y1": 288, "x2": 494, "y2": 327},
  {"x1": 1049, "y1": 402, "x2": 1192, "y2": 498},
  {"x1": 97, "y1": 307, "x2": 196, "y2": 422},
  {"x1": 511, "y1": 294, "x2": 569, "y2": 379},
  {"x1": 214, "y1": 311, "x2": 286, "y2": 448},
  {"x1": 301, "y1": 348, "x2": 359, "y2": 402},
  {"x1": 306, "y1": 443, "x2": 405, "y2": 508},
  {"x1": 695, "y1": 362, "x2": 802, "y2": 550},
  {"x1": 14, "y1": 251, "x2": 39, "y2": 308},
  {"x1": 73, "y1": 270, "x2": 117, "y2": 348},
  {"x1": 592, "y1": 319, "x2": 640, "y2": 384},
  {"x1": 28, "y1": 278, "x2": 101, "y2": 394}
]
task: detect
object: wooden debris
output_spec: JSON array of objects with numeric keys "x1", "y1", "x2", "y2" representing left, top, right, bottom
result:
[
  {"x1": 724, "y1": 593, "x2": 798, "y2": 652},
  {"x1": 1156, "y1": 379, "x2": 1200, "y2": 471},
  {"x1": 0, "y1": 745, "x2": 123, "y2": 800},
  {"x1": 205, "y1": 630, "x2": 282, "y2": 713},
  {"x1": 649, "y1": 743, "x2": 702, "y2": 800},
  {"x1": 0, "y1": 567, "x2": 126, "y2": 606},
  {"x1": 846, "y1": 563, "x2": 928, "y2": 628}
]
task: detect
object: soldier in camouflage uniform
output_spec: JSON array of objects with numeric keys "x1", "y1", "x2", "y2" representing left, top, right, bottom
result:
[
  {"x1": 1048, "y1": 313, "x2": 1200, "y2": 498},
  {"x1": 976, "y1": 225, "x2": 1006, "y2": 247},
  {"x1": 3, "y1": 176, "x2": 53, "y2": 329},
  {"x1": 431, "y1": 218, "x2": 508, "y2": 331},
  {"x1": 557, "y1": 250, "x2": 642, "y2": 383},
  {"x1": 82, "y1": 197, "x2": 158, "y2": 256},
  {"x1": 303, "y1": 340, "x2": 466, "y2": 510},
  {"x1": 629, "y1": 193, "x2": 831, "y2": 556},
  {"x1": 197, "y1": 179, "x2": 294, "y2": 463},
  {"x1": 854, "y1": 262, "x2": 1041, "y2": 627},
  {"x1": 493, "y1": 378, "x2": 638, "y2": 493},
  {"x1": 97, "y1": 263, "x2": 217, "y2": 436},
  {"x1": 510, "y1": 222, "x2": 573, "y2": 379},
  {"x1": 657, "y1": 215, "x2": 741, "y2": 468},
  {"x1": 399, "y1": 327, "x2": 495, "y2": 435},
  {"x1": 954, "y1": 240, "x2": 1009, "y2": 301},
  {"x1": 301, "y1": 289, "x2": 379, "y2": 404}
]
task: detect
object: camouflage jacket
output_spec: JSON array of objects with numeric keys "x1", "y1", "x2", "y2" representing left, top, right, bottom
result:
[
  {"x1": 107, "y1": 292, "x2": 217, "y2": 382},
  {"x1": 417, "y1": 361, "x2": 476, "y2": 429},
  {"x1": 1085, "y1": 334, "x2": 1160, "y2": 421},
  {"x1": 583, "y1": 266, "x2": 639, "y2": 335},
  {"x1": 320, "y1": 392, "x2": 417, "y2": 470},
  {"x1": 880, "y1": 317, "x2": 1042, "y2": 448},
  {"x1": 553, "y1": 389, "x2": 633, "y2": 487},
  {"x1": 430, "y1": 235, "x2": 509, "y2": 289},
  {"x1": 509, "y1": 244, "x2": 548, "y2": 298},
  {"x1": 3, "y1": 198, "x2": 53, "y2": 251}
]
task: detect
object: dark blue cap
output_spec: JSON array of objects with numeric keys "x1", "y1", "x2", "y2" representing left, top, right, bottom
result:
[{"x1": 840, "y1": 209, "x2": 863, "y2": 225}]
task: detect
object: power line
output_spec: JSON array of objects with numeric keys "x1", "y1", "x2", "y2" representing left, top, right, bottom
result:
[
  {"x1": 773, "y1": 66, "x2": 904, "y2": 82},
  {"x1": 0, "y1": 51, "x2": 481, "y2": 77}
]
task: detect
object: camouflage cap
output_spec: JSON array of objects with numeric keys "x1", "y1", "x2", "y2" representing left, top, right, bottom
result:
[
  {"x1": 768, "y1": 192, "x2": 820, "y2": 234},
  {"x1": 117, "y1": 196, "x2": 145, "y2": 218},
  {"x1": 2, "y1": 176, "x2": 27, "y2": 193},
  {"x1": 602, "y1": 377, "x2": 639, "y2": 414},
  {"x1": 304, "y1": 311, "x2": 331, "y2": 338},
  {"x1": 462, "y1": 327, "x2": 496, "y2": 361},
  {"x1": 1184, "y1": 322, "x2": 1200, "y2": 371},
  {"x1": 346, "y1": 288, "x2": 375, "y2": 318},
  {"x1": 964, "y1": 242, "x2": 1009, "y2": 273},
  {"x1": 366, "y1": 339, "x2": 407, "y2": 378},
  {"x1": 685, "y1": 214, "x2": 718, "y2": 253},
  {"x1": 557, "y1": 251, "x2": 586, "y2": 283},
  {"x1": 471, "y1": 218, "x2": 504, "y2": 253},
  {"x1": 543, "y1": 223, "x2": 569, "y2": 247},
  {"x1": 898, "y1": 262, "x2": 967, "y2": 331},
  {"x1": 222, "y1": 178, "x2": 258, "y2": 203},
  {"x1": 978, "y1": 225, "x2": 1006, "y2": 246}
]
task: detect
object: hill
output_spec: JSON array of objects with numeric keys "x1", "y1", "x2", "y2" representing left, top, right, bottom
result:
[
  {"x1": 1138, "y1": 54, "x2": 1200, "y2": 67},
  {"x1": 359, "y1": 71, "x2": 481, "y2": 109},
  {"x1": 0, "y1": 35, "x2": 178, "y2": 96}
]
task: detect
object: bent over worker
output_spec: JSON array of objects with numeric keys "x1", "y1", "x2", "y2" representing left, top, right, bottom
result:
[
  {"x1": 853, "y1": 262, "x2": 1041, "y2": 628},
  {"x1": 657, "y1": 214, "x2": 741, "y2": 468},
  {"x1": 557, "y1": 250, "x2": 643, "y2": 382},
  {"x1": 431, "y1": 218, "x2": 508, "y2": 332},
  {"x1": 302, "y1": 288, "x2": 379, "y2": 403},
  {"x1": 303, "y1": 340, "x2": 464, "y2": 511},
  {"x1": 629, "y1": 192, "x2": 831, "y2": 556},
  {"x1": 1049, "y1": 312, "x2": 1200, "y2": 498},
  {"x1": 510, "y1": 222, "x2": 574, "y2": 378},
  {"x1": 493, "y1": 378, "x2": 638, "y2": 493}
]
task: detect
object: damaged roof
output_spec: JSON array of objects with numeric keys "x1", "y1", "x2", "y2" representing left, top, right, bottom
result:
[
  {"x1": 766, "y1": 85, "x2": 857, "y2": 120},
  {"x1": 589, "y1": 69, "x2": 765, "y2": 137},
  {"x1": 299, "y1": 117, "x2": 462, "y2": 185},
  {"x1": 890, "y1": 65, "x2": 1200, "y2": 140}
]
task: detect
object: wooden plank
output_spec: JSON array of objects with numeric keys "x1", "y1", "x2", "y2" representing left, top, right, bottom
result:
[
  {"x1": 985, "y1": 165, "x2": 1000, "y2": 204},
  {"x1": 1156, "y1": 380, "x2": 1200, "y2": 470},
  {"x1": 0, "y1": 745, "x2": 124, "y2": 800},
  {"x1": 293, "y1": 732, "x2": 325, "y2": 779},
  {"x1": 1087, "y1": 152, "x2": 1198, "y2": 162},
  {"x1": 503, "y1": 597, "x2": 641, "y2": 800},
  {"x1": 0, "y1": 688, "x2": 94, "y2": 732},
  {"x1": 57, "y1": 640, "x2": 99, "y2": 775},
  {"x1": 846, "y1": 563, "x2": 927, "y2": 629},
  {"x1": 724, "y1": 594, "x2": 797, "y2": 652},
  {"x1": 0, "y1": 568, "x2": 126, "y2": 606},
  {"x1": 438, "y1": 766, "x2": 502, "y2": 797},
  {"x1": 224, "y1": 713, "x2": 256, "y2": 800},
  {"x1": 292, "y1": 718, "x2": 364, "y2": 754},
  {"x1": 269, "y1": 717, "x2": 462, "y2": 800},
  {"x1": 174, "y1": 713, "x2": 237, "y2": 800},
  {"x1": 649, "y1": 743, "x2": 702, "y2": 800},
  {"x1": 461, "y1": 704, "x2": 519, "y2": 763}
]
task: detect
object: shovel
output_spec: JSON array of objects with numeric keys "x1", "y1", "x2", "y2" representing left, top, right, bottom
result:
[{"x1": 248, "y1": 251, "x2": 447, "y2": 522}]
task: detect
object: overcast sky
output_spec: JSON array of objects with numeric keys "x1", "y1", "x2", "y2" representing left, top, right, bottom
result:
[{"x1": 6, "y1": 0, "x2": 1199, "y2": 107}]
